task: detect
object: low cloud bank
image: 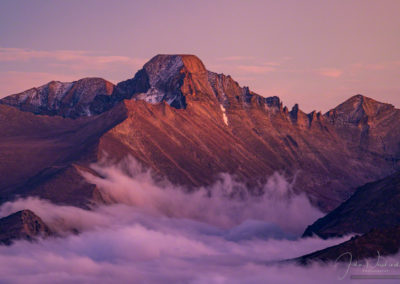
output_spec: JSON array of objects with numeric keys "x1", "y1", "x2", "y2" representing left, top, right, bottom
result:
[
  {"x1": 83, "y1": 156, "x2": 322, "y2": 235},
  {"x1": 0, "y1": 156, "x2": 378, "y2": 283}
]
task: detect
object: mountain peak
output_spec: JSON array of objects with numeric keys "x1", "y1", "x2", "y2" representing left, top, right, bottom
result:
[
  {"x1": 0, "y1": 77, "x2": 115, "y2": 118},
  {"x1": 343, "y1": 94, "x2": 378, "y2": 105},
  {"x1": 334, "y1": 94, "x2": 392, "y2": 112},
  {"x1": 116, "y1": 54, "x2": 210, "y2": 108},
  {"x1": 326, "y1": 94, "x2": 396, "y2": 125},
  {"x1": 144, "y1": 54, "x2": 206, "y2": 75}
]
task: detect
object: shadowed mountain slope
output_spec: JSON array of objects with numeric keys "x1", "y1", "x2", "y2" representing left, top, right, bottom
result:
[
  {"x1": 296, "y1": 225, "x2": 400, "y2": 264},
  {"x1": 0, "y1": 102, "x2": 127, "y2": 207},
  {"x1": 303, "y1": 171, "x2": 400, "y2": 238}
]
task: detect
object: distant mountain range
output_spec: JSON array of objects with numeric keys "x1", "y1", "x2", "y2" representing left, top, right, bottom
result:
[{"x1": 0, "y1": 54, "x2": 400, "y2": 259}]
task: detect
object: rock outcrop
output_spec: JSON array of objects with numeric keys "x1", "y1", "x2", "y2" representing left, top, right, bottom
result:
[{"x1": 0, "y1": 210, "x2": 53, "y2": 245}]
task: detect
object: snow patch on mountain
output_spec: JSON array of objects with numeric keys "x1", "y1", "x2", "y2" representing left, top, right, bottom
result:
[
  {"x1": 220, "y1": 104, "x2": 229, "y2": 125},
  {"x1": 135, "y1": 87, "x2": 165, "y2": 104}
]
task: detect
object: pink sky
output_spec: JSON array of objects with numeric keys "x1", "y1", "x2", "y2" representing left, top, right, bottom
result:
[{"x1": 0, "y1": 0, "x2": 399, "y2": 112}]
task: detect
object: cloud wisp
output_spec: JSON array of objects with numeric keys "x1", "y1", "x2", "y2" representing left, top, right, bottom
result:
[
  {"x1": 0, "y1": 47, "x2": 147, "y2": 98},
  {"x1": 0, "y1": 47, "x2": 145, "y2": 68},
  {"x1": 218, "y1": 56, "x2": 256, "y2": 62},
  {"x1": 317, "y1": 68, "x2": 343, "y2": 78},
  {"x1": 81, "y1": 156, "x2": 322, "y2": 234},
  {"x1": 236, "y1": 64, "x2": 277, "y2": 74}
]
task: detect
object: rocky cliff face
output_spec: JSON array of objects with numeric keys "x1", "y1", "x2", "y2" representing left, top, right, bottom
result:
[
  {"x1": 0, "y1": 54, "x2": 399, "y2": 212},
  {"x1": 0, "y1": 210, "x2": 53, "y2": 245},
  {"x1": 116, "y1": 54, "x2": 217, "y2": 108}
]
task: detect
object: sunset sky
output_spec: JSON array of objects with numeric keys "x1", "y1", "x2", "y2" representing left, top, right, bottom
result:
[{"x1": 1, "y1": 0, "x2": 399, "y2": 112}]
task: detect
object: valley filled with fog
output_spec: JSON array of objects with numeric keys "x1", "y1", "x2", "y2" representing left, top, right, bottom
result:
[{"x1": 0, "y1": 157, "x2": 368, "y2": 283}]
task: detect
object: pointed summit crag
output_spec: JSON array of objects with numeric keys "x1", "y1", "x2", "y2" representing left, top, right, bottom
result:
[{"x1": 116, "y1": 54, "x2": 210, "y2": 108}]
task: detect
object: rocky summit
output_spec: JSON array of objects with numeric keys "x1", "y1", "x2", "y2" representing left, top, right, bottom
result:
[
  {"x1": 117, "y1": 54, "x2": 209, "y2": 108},
  {"x1": 0, "y1": 54, "x2": 399, "y2": 214}
]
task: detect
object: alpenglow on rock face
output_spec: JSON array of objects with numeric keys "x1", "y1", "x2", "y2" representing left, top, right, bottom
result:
[{"x1": 0, "y1": 54, "x2": 399, "y2": 213}]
